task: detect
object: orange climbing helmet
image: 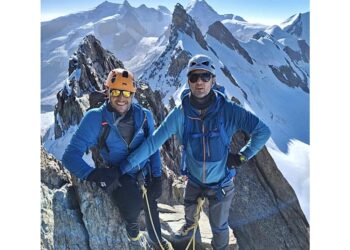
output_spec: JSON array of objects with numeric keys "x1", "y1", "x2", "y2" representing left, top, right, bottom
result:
[{"x1": 104, "y1": 68, "x2": 136, "y2": 92}]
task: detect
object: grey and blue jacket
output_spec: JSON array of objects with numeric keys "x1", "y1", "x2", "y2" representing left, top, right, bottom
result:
[
  {"x1": 62, "y1": 102, "x2": 162, "y2": 180},
  {"x1": 120, "y1": 90, "x2": 271, "y2": 186}
]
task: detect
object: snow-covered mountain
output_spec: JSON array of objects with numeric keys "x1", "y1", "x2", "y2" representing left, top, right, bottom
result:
[
  {"x1": 185, "y1": 0, "x2": 245, "y2": 34},
  {"x1": 140, "y1": 3, "x2": 309, "y2": 153},
  {"x1": 42, "y1": 35, "x2": 309, "y2": 249},
  {"x1": 41, "y1": 0, "x2": 172, "y2": 111},
  {"x1": 135, "y1": 3, "x2": 310, "y2": 220},
  {"x1": 280, "y1": 12, "x2": 310, "y2": 45},
  {"x1": 42, "y1": 0, "x2": 310, "y2": 221}
]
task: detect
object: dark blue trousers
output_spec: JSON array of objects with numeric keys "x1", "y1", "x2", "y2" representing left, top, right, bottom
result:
[{"x1": 111, "y1": 175, "x2": 161, "y2": 243}]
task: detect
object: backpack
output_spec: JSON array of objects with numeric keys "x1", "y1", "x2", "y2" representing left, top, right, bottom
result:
[
  {"x1": 179, "y1": 88, "x2": 236, "y2": 194},
  {"x1": 90, "y1": 105, "x2": 150, "y2": 168},
  {"x1": 96, "y1": 112, "x2": 149, "y2": 153}
]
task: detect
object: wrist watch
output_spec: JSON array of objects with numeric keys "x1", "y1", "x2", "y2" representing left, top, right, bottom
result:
[{"x1": 238, "y1": 153, "x2": 247, "y2": 163}]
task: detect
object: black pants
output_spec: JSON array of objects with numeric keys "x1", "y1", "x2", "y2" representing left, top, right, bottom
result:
[{"x1": 111, "y1": 175, "x2": 161, "y2": 243}]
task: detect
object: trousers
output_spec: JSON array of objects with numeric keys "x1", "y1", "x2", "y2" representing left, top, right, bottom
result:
[
  {"x1": 184, "y1": 179, "x2": 235, "y2": 250},
  {"x1": 111, "y1": 174, "x2": 162, "y2": 243}
]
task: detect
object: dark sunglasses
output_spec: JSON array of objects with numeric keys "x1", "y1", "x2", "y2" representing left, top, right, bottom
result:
[
  {"x1": 110, "y1": 89, "x2": 132, "y2": 98},
  {"x1": 188, "y1": 72, "x2": 213, "y2": 83}
]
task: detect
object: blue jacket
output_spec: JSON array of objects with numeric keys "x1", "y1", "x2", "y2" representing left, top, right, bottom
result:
[
  {"x1": 61, "y1": 102, "x2": 162, "y2": 180},
  {"x1": 120, "y1": 90, "x2": 271, "y2": 185}
]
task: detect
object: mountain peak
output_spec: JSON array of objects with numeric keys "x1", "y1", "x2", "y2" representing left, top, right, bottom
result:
[
  {"x1": 207, "y1": 21, "x2": 253, "y2": 64},
  {"x1": 172, "y1": 3, "x2": 208, "y2": 50},
  {"x1": 95, "y1": 1, "x2": 116, "y2": 9},
  {"x1": 186, "y1": 0, "x2": 218, "y2": 15},
  {"x1": 122, "y1": 0, "x2": 132, "y2": 8},
  {"x1": 157, "y1": 5, "x2": 171, "y2": 15},
  {"x1": 280, "y1": 12, "x2": 309, "y2": 44}
]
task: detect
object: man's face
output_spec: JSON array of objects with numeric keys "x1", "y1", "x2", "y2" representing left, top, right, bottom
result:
[
  {"x1": 188, "y1": 69, "x2": 214, "y2": 98},
  {"x1": 108, "y1": 89, "x2": 133, "y2": 115}
]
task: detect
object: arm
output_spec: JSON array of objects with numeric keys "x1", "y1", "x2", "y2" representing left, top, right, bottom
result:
[
  {"x1": 61, "y1": 110, "x2": 100, "y2": 179},
  {"x1": 228, "y1": 103, "x2": 271, "y2": 160},
  {"x1": 145, "y1": 110, "x2": 162, "y2": 177},
  {"x1": 120, "y1": 107, "x2": 182, "y2": 174}
]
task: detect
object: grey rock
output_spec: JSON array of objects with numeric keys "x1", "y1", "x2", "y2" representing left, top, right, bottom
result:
[
  {"x1": 207, "y1": 21, "x2": 253, "y2": 65},
  {"x1": 269, "y1": 63, "x2": 309, "y2": 93},
  {"x1": 172, "y1": 4, "x2": 208, "y2": 51},
  {"x1": 229, "y1": 133, "x2": 309, "y2": 250},
  {"x1": 41, "y1": 147, "x2": 153, "y2": 250},
  {"x1": 54, "y1": 34, "x2": 124, "y2": 139}
]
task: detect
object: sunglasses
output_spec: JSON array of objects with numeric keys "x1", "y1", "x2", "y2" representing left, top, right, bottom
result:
[
  {"x1": 188, "y1": 72, "x2": 213, "y2": 83},
  {"x1": 110, "y1": 89, "x2": 132, "y2": 98}
]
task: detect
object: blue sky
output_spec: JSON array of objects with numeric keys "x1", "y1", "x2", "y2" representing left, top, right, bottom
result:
[{"x1": 41, "y1": 0, "x2": 309, "y2": 25}]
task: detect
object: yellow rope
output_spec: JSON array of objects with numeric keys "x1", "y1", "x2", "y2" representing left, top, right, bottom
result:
[
  {"x1": 140, "y1": 185, "x2": 166, "y2": 250},
  {"x1": 185, "y1": 196, "x2": 205, "y2": 250}
]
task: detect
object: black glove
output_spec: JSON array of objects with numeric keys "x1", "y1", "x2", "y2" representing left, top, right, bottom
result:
[
  {"x1": 147, "y1": 176, "x2": 162, "y2": 200},
  {"x1": 227, "y1": 153, "x2": 247, "y2": 168},
  {"x1": 87, "y1": 168, "x2": 122, "y2": 192}
]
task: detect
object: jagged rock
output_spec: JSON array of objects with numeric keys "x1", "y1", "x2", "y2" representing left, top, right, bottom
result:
[
  {"x1": 228, "y1": 133, "x2": 309, "y2": 250},
  {"x1": 172, "y1": 4, "x2": 208, "y2": 50},
  {"x1": 41, "y1": 147, "x2": 153, "y2": 250},
  {"x1": 298, "y1": 40, "x2": 309, "y2": 63},
  {"x1": 283, "y1": 45, "x2": 303, "y2": 61},
  {"x1": 140, "y1": 3, "x2": 211, "y2": 95},
  {"x1": 207, "y1": 21, "x2": 253, "y2": 65},
  {"x1": 269, "y1": 63, "x2": 309, "y2": 93},
  {"x1": 283, "y1": 40, "x2": 309, "y2": 64},
  {"x1": 168, "y1": 50, "x2": 191, "y2": 79},
  {"x1": 54, "y1": 35, "x2": 124, "y2": 139},
  {"x1": 40, "y1": 147, "x2": 71, "y2": 189}
]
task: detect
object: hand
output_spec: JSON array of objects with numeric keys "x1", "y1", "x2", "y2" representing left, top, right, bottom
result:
[
  {"x1": 227, "y1": 153, "x2": 247, "y2": 168},
  {"x1": 147, "y1": 176, "x2": 162, "y2": 200},
  {"x1": 87, "y1": 168, "x2": 121, "y2": 192}
]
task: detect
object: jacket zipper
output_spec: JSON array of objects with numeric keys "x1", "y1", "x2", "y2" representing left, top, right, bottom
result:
[
  {"x1": 128, "y1": 115, "x2": 147, "y2": 171},
  {"x1": 202, "y1": 122, "x2": 206, "y2": 183},
  {"x1": 188, "y1": 115, "x2": 208, "y2": 183}
]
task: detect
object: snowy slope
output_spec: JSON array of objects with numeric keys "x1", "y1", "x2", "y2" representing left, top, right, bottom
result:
[
  {"x1": 141, "y1": 18, "x2": 309, "y2": 153},
  {"x1": 221, "y1": 19, "x2": 268, "y2": 42},
  {"x1": 209, "y1": 34, "x2": 309, "y2": 152}
]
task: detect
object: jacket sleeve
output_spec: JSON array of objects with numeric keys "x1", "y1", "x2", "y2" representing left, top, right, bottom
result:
[
  {"x1": 145, "y1": 110, "x2": 162, "y2": 177},
  {"x1": 227, "y1": 103, "x2": 271, "y2": 160},
  {"x1": 120, "y1": 107, "x2": 182, "y2": 175},
  {"x1": 61, "y1": 110, "x2": 100, "y2": 180}
]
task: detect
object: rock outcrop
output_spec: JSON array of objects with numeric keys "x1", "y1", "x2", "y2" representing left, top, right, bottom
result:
[
  {"x1": 207, "y1": 21, "x2": 253, "y2": 65},
  {"x1": 54, "y1": 35, "x2": 124, "y2": 139}
]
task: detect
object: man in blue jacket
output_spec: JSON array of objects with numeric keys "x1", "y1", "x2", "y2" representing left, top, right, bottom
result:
[
  {"x1": 117, "y1": 55, "x2": 271, "y2": 250},
  {"x1": 62, "y1": 68, "x2": 173, "y2": 250}
]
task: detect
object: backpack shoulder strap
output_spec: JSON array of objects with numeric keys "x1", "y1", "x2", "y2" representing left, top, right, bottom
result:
[
  {"x1": 217, "y1": 106, "x2": 230, "y2": 148},
  {"x1": 180, "y1": 98, "x2": 192, "y2": 175},
  {"x1": 97, "y1": 116, "x2": 111, "y2": 153},
  {"x1": 142, "y1": 110, "x2": 149, "y2": 138}
]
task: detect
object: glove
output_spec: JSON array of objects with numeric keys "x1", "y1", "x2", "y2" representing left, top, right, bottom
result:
[
  {"x1": 227, "y1": 153, "x2": 247, "y2": 168},
  {"x1": 87, "y1": 168, "x2": 122, "y2": 193},
  {"x1": 147, "y1": 176, "x2": 162, "y2": 200}
]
